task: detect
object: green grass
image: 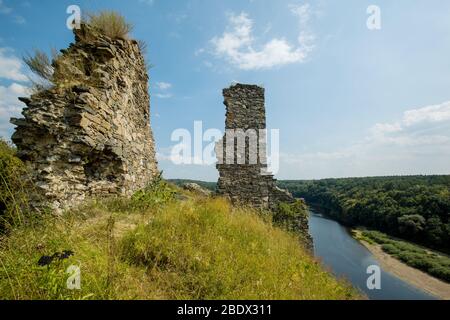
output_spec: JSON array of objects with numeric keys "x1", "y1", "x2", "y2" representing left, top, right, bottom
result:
[
  {"x1": 362, "y1": 230, "x2": 450, "y2": 282},
  {"x1": 0, "y1": 140, "x2": 37, "y2": 230},
  {"x1": 0, "y1": 182, "x2": 359, "y2": 300}
]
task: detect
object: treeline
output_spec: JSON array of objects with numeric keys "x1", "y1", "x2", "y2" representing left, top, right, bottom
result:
[{"x1": 278, "y1": 176, "x2": 450, "y2": 253}]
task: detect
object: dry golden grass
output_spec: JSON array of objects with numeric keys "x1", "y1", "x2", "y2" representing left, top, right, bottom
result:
[{"x1": 0, "y1": 182, "x2": 360, "y2": 300}]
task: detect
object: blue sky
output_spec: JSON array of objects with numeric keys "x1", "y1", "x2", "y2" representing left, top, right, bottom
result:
[{"x1": 1, "y1": 0, "x2": 450, "y2": 181}]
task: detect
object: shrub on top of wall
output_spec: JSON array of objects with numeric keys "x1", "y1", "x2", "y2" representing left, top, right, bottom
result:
[{"x1": 86, "y1": 11, "x2": 133, "y2": 40}]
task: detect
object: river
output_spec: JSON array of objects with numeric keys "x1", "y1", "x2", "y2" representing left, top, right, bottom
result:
[{"x1": 308, "y1": 211, "x2": 436, "y2": 300}]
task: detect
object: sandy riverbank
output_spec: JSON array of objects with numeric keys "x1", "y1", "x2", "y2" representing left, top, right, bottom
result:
[{"x1": 353, "y1": 230, "x2": 450, "y2": 300}]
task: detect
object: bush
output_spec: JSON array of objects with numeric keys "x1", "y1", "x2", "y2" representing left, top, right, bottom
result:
[
  {"x1": 397, "y1": 252, "x2": 433, "y2": 270},
  {"x1": 429, "y1": 265, "x2": 450, "y2": 282},
  {"x1": 273, "y1": 200, "x2": 309, "y2": 233},
  {"x1": 381, "y1": 244, "x2": 400, "y2": 255},
  {"x1": 362, "y1": 230, "x2": 390, "y2": 244},
  {"x1": 23, "y1": 49, "x2": 53, "y2": 82},
  {"x1": 22, "y1": 49, "x2": 60, "y2": 92},
  {"x1": 131, "y1": 174, "x2": 176, "y2": 210},
  {"x1": 363, "y1": 229, "x2": 450, "y2": 283},
  {"x1": 86, "y1": 11, "x2": 133, "y2": 39},
  {"x1": 0, "y1": 140, "x2": 33, "y2": 229}
]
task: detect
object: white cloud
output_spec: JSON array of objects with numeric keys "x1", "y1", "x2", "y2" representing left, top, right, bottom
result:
[
  {"x1": 279, "y1": 101, "x2": 450, "y2": 179},
  {"x1": 155, "y1": 81, "x2": 172, "y2": 90},
  {"x1": 0, "y1": 82, "x2": 29, "y2": 139},
  {"x1": 289, "y1": 3, "x2": 311, "y2": 25},
  {"x1": 370, "y1": 101, "x2": 450, "y2": 147},
  {"x1": 0, "y1": 48, "x2": 28, "y2": 82},
  {"x1": 153, "y1": 81, "x2": 173, "y2": 98},
  {"x1": 403, "y1": 102, "x2": 450, "y2": 126},
  {"x1": 154, "y1": 93, "x2": 173, "y2": 99},
  {"x1": 208, "y1": 5, "x2": 316, "y2": 70}
]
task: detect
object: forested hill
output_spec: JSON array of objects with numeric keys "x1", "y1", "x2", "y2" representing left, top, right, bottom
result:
[{"x1": 278, "y1": 176, "x2": 450, "y2": 253}]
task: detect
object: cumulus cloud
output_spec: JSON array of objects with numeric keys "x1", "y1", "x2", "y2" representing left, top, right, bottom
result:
[
  {"x1": 0, "y1": 48, "x2": 28, "y2": 82},
  {"x1": 0, "y1": 82, "x2": 29, "y2": 139},
  {"x1": 279, "y1": 101, "x2": 450, "y2": 179},
  {"x1": 0, "y1": 48, "x2": 29, "y2": 139},
  {"x1": 208, "y1": 4, "x2": 316, "y2": 70},
  {"x1": 370, "y1": 101, "x2": 450, "y2": 147}
]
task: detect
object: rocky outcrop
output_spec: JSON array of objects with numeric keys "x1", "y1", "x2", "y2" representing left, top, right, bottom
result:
[
  {"x1": 10, "y1": 24, "x2": 158, "y2": 211},
  {"x1": 182, "y1": 183, "x2": 212, "y2": 197}
]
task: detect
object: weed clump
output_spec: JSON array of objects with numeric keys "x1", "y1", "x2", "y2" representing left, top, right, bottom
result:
[
  {"x1": 86, "y1": 11, "x2": 133, "y2": 40},
  {"x1": 131, "y1": 174, "x2": 177, "y2": 210}
]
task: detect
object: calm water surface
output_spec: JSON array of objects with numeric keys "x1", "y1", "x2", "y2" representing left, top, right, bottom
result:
[{"x1": 309, "y1": 211, "x2": 436, "y2": 300}]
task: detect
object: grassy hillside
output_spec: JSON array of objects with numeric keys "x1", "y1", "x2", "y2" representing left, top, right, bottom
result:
[{"x1": 0, "y1": 176, "x2": 359, "y2": 300}]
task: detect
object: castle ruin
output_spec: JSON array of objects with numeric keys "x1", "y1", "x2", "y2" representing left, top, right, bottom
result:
[
  {"x1": 10, "y1": 24, "x2": 159, "y2": 210},
  {"x1": 216, "y1": 84, "x2": 295, "y2": 210}
]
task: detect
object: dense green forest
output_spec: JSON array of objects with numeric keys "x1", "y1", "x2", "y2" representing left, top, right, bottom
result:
[{"x1": 278, "y1": 176, "x2": 450, "y2": 253}]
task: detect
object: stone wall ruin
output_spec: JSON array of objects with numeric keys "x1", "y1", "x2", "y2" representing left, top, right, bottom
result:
[
  {"x1": 216, "y1": 83, "x2": 312, "y2": 248},
  {"x1": 10, "y1": 24, "x2": 159, "y2": 210},
  {"x1": 216, "y1": 84, "x2": 296, "y2": 210}
]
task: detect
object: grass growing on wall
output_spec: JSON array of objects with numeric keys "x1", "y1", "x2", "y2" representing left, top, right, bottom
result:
[
  {"x1": 22, "y1": 10, "x2": 138, "y2": 93},
  {"x1": 0, "y1": 181, "x2": 359, "y2": 300},
  {"x1": 86, "y1": 11, "x2": 133, "y2": 40}
]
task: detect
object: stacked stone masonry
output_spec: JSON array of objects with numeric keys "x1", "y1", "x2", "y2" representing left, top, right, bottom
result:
[
  {"x1": 216, "y1": 84, "x2": 312, "y2": 249},
  {"x1": 216, "y1": 84, "x2": 297, "y2": 210},
  {"x1": 10, "y1": 24, "x2": 159, "y2": 211}
]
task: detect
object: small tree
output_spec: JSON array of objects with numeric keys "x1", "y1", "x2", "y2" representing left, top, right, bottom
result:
[{"x1": 398, "y1": 214, "x2": 425, "y2": 237}]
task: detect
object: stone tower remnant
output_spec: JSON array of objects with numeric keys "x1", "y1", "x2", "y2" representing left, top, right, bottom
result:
[
  {"x1": 216, "y1": 83, "x2": 295, "y2": 210},
  {"x1": 10, "y1": 24, "x2": 158, "y2": 210}
]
